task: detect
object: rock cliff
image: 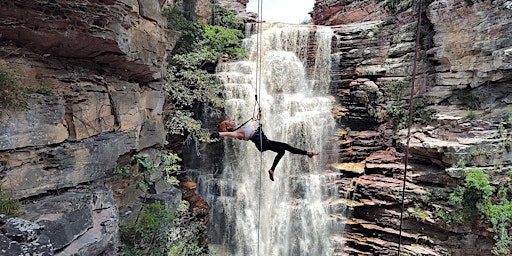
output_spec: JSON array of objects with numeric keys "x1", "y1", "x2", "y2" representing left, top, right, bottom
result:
[
  {"x1": 1, "y1": 0, "x2": 510, "y2": 255},
  {"x1": 312, "y1": 0, "x2": 512, "y2": 255},
  {"x1": 0, "y1": 0, "x2": 192, "y2": 254}
]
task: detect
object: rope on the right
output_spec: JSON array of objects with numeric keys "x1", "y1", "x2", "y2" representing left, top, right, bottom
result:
[
  {"x1": 397, "y1": 0, "x2": 424, "y2": 254},
  {"x1": 255, "y1": 1, "x2": 264, "y2": 255}
]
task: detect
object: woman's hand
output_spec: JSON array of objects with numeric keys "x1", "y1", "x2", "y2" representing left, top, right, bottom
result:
[{"x1": 210, "y1": 131, "x2": 220, "y2": 139}]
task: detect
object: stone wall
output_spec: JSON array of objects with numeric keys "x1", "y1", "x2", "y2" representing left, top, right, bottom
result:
[
  {"x1": 313, "y1": 0, "x2": 512, "y2": 255},
  {"x1": 0, "y1": 0, "x2": 181, "y2": 254}
]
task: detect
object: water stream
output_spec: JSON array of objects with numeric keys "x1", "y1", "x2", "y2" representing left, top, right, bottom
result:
[{"x1": 196, "y1": 24, "x2": 336, "y2": 256}]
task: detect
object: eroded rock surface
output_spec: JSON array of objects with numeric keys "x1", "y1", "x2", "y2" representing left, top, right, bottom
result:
[{"x1": 314, "y1": 0, "x2": 512, "y2": 255}]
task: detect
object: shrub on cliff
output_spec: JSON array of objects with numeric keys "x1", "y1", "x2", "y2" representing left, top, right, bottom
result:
[
  {"x1": 0, "y1": 187, "x2": 20, "y2": 217},
  {"x1": 163, "y1": 7, "x2": 246, "y2": 145},
  {"x1": 120, "y1": 201, "x2": 208, "y2": 256},
  {"x1": 445, "y1": 168, "x2": 512, "y2": 256},
  {"x1": 211, "y1": 6, "x2": 244, "y2": 30},
  {"x1": 165, "y1": 52, "x2": 224, "y2": 144}
]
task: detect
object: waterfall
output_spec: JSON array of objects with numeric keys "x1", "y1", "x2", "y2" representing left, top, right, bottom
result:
[{"x1": 197, "y1": 24, "x2": 336, "y2": 256}]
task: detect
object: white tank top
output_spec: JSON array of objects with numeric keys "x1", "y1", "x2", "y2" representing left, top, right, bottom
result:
[{"x1": 243, "y1": 126, "x2": 253, "y2": 140}]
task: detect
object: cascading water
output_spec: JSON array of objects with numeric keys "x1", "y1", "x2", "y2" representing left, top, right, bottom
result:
[{"x1": 196, "y1": 24, "x2": 336, "y2": 256}]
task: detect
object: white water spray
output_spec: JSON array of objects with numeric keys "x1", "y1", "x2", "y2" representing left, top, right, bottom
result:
[{"x1": 199, "y1": 24, "x2": 336, "y2": 256}]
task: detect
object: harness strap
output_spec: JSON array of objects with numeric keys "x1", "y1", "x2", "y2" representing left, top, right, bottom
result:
[{"x1": 234, "y1": 117, "x2": 254, "y2": 131}]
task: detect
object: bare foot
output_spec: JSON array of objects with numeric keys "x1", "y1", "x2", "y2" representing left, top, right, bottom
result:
[
  {"x1": 307, "y1": 151, "x2": 319, "y2": 158},
  {"x1": 268, "y1": 170, "x2": 274, "y2": 181}
]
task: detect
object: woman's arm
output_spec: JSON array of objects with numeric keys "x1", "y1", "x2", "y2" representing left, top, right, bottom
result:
[{"x1": 219, "y1": 130, "x2": 244, "y2": 139}]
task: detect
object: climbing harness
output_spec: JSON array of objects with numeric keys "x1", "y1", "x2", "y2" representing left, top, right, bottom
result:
[
  {"x1": 398, "y1": 0, "x2": 424, "y2": 254},
  {"x1": 233, "y1": 94, "x2": 262, "y2": 131}
]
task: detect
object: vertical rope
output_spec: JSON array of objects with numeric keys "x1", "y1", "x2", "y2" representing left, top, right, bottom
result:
[
  {"x1": 398, "y1": 0, "x2": 423, "y2": 254},
  {"x1": 256, "y1": 1, "x2": 264, "y2": 255}
]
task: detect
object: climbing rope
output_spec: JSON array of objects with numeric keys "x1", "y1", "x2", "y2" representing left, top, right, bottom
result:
[
  {"x1": 256, "y1": 0, "x2": 264, "y2": 255},
  {"x1": 398, "y1": 0, "x2": 424, "y2": 254}
]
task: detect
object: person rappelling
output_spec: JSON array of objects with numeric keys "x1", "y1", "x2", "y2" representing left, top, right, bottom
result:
[{"x1": 210, "y1": 120, "x2": 319, "y2": 181}]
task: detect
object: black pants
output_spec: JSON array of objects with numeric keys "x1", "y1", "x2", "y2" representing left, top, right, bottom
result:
[{"x1": 250, "y1": 129, "x2": 307, "y2": 171}]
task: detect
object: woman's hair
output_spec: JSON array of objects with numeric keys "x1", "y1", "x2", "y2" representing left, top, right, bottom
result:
[{"x1": 219, "y1": 120, "x2": 230, "y2": 132}]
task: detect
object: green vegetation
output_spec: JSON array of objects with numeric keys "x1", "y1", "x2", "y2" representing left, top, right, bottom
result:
[
  {"x1": 467, "y1": 111, "x2": 477, "y2": 120},
  {"x1": 114, "y1": 152, "x2": 181, "y2": 191},
  {"x1": 384, "y1": 79, "x2": 405, "y2": 100},
  {"x1": 120, "y1": 201, "x2": 207, "y2": 256},
  {"x1": 497, "y1": 123, "x2": 505, "y2": 137},
  {"x1": 441, "y1": 168, "x2": 512, "y2": 255},
  {"x1": 0, "y1": 187, "x2": 20, "y2": 217},
  {"x1": 120, "y1": 202, "x2": 175, "y2": 255},
  {"x1": 203, "y1": 25, "x2": 246, "y2": 60},
  {"x1": 0, "y1": 61, "x2": 58, "y2": 117},
  {"x1": 404, "y1": 203, "x2": 430, "y2": 222},
  {"x1": 455, "y1": 159, "x2": 466, "y2": 168},
  {"x1": 448, "y1": 168, "x2": 494, "y2": 222},
  {"x1": 420, "y1": 189, "x2": 431, "y2": 203},
  {"x1": 434, "y1": 206, "x2": 452, "y2": 225},
  {"x1": 376, "y1": 79, "x2": 420, "y2": 130},
  {"x1": 412, "y1": 100, "x2": 432, "y2": 125},
  {"x1": 0, "y1": 62, "x2": 28, "y2": 116},
  {"x1": 165, "y1": 53, "x2": 224, "y2": 144},
  {"x1": 117, "y1": 7, "x2": 247, "y2": 254},
  {"x1": 163, "y1": 7, "x2": 246, "y2": 144},
  {"x1": 211, "y1": 6, "x2": 244, "y2": 30},
  {"x1": 505, "y1": 141, "x2": 511, "y2": 152}
]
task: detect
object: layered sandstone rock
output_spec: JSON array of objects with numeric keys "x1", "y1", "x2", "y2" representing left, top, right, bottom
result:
[
  {"x1": 313, "y1": 0, "x2": 512, "y2": 255},
  {"x1": 0, "y1": 0, "x2": 177, "y2": 82},
  {"x1": 0, "y1": 0, "x2": 184, "y2": 254}
]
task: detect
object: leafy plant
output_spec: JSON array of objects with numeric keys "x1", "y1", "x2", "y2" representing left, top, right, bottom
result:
[
  {"x1": 114, "y1": 152, "x2": 182, "y2": 191},
  {"x1": 412, "y1": 100, "x2": 432, "y2": 125},
  {"x1": 497, "y1": 123, "x2": 505, "y2": 137},
  {"x1": 384, "y1": 79, "x2": 405, "y2": 100},
  {"x1": 445, "y1": 168, "x2": 512, "y2": 255},
  {"x1": 165, "y1": 8, "x2": 206, "y2": 55},
  {"x1": 211, "y1": 6, "x2": 244, "y2": 30},
  {"x1": 448, "y1": 168, "x2": 494, "y2": 222},
  {"x1": 164, "y1": 56, "x2": 223, "y2": 143},
  {"x1": 420, "y1": 189, "x2": 431, "y2": 203},
  {"x1": 168, "y1": 200, "x2": 208, "y2": 256},
  {"x1": 467, "y1": 111, "x2": 476, "y2": 120},
  {"x1": 434, "y1": 207, "x2": 452, "y2": 225},
  {"x1": 115, "y1": 166, "x2": 132, "y2": 179},
  {"x1": 120, "y1": 202, "x2": 176, "y2": 255},
  {"x1": 485, "y1": 190, "x2": 512, "y2": 255},
  {"x1": 163, "y1": 8, "x2": 246, "y2": 145},
  {"x1": 455, "y1": 159, "x2": 466, "y2": 168},
  {"x1": 0, "y1": 187, "x2": 20, "y2": 217},
  {"x1": 166, "y1": 53, "x2": 224, "y2": 109},
  {"x1": 160, "y1": 153, "x2": 182, "y2": 186},
  {"x1": 132, "y1": 154, "x2": 155, "y2": 191},
  {"x1": 202, "y1": 25, "x2": 245, "y2": 60}
]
